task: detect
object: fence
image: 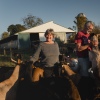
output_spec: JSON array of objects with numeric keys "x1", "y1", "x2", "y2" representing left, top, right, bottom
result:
[
  {"x1": 0, "y1": 43, "x2": 76, "y2": 67},
  {"x1": 0, "y1": 48, "x2": 35, "y2": 67}
]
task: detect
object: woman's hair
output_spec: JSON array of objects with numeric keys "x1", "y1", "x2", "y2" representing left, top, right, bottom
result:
[{"x1": 44, "y1": 28, "x2": 54, "y2": 37}]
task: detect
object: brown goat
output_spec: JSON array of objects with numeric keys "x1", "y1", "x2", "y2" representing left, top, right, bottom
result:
[{"x1": 0, "y1": 64, "x2": 20, "y2": 100}]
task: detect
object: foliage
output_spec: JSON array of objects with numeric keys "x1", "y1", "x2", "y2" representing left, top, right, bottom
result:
[
  {"x1": 22, "y1": 14, "x2": 43, "y2": 29},
  {"x1": 0, "y1": 55, "x2": 15, "y2": 67},
  {"x1": 1, "y1": 32, "x2": 9, "y2": 40},
  {"x1": 92, "y1": 24, "x2": 100, "y2": 42},
  {"x1": 74, "y1": 16, "x2": 87, "y2": 32},
  {"x1": 7, "y1": 24, "x2": 26, "y2": 36},
  {"x1": 93, "y1": 24, "x2": 100, "y2": 34},
  {"x1": 69, "y1": 32, "x2": 76, "y2": 43}
]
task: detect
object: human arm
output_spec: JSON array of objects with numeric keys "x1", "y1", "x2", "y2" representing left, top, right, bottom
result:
[
  {"x1": 75, "y1": 31, "x2": 90, "y2": 51},
  {"x1": 76, "y1": 43, "x2": 89, "y2": 51},
  {"x1": 30, "y1": 43, "x2": 42, "y2": 63}
]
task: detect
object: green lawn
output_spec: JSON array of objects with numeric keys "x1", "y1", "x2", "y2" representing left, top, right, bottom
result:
[{"x1": 0, "y1": 55, "x2": 15, "y2": 67}]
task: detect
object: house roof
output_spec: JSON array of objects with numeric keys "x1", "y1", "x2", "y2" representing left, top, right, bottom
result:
[{"x1": 15, "y1": 21, "x2": 75, "y2": 34}]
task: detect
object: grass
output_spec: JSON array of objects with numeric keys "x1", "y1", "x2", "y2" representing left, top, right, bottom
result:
[
  {"x1": 0, "y1": 44, "x2": 77, "y2": 67},
  {"x1": 0, "y1": 49, "x2": 34, "y2": 67},
  {"x1": 0, "y1": 55, "x2": 15, "y2": 67},
  {"x1": 0, "y1": 48, "x2": 34, "y2": 67}
]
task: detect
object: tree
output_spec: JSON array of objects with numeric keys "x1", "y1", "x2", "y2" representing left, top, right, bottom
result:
[
  {"x1": 1, "y1": 32, "x2": 9, "y2": 40},
  {"x1": 68, "y1": 32, "x2": 76, "y2": 43},
  {"x1": 7, "y1": 24, "x2": 26, "y2": 36},
  {"x1": 92, "y1": 24, "x2": 100, "y2": 42},
  {"x1": 22, "y1": 14, "x2": 43, "y2": 29},
  {"x1": 93, "y1": 24, "x2": 100, "y2": 34},
  {"x1": 68, "y1": 13, "x2": 88, "y2": 43},
  {"x1": 74, "y1": 13, "x2": 88, "y2": 32}
]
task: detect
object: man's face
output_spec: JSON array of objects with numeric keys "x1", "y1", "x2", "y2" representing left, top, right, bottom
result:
[{"x1": 87, "y1": 25, "x2": 94, "y2": 33}]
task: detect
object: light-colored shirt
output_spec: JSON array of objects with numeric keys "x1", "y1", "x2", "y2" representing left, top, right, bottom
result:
[{"x1": 30, "y1": 42, "x2": 60, "y2": 67}]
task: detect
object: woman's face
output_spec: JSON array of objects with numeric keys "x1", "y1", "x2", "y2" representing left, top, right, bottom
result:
[{"x1": 45, "y1": 33, "x2": 54, "y2": 42}]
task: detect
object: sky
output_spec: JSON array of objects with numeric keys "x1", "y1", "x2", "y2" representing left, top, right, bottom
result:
[{"x1": 0, "y1": 0, "x2": 100, "y2": 37}]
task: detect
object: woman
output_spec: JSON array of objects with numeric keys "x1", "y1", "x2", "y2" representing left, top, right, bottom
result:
[{"x1": 30, "y1": 28, "x2": 60, "y2": 81}]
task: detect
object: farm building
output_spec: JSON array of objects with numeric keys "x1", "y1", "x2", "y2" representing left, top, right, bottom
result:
[{"x1": 0, "y1": 21, "x2": 75, "y2": 49}]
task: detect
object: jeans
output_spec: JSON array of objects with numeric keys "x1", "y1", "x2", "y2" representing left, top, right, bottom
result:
[
  {"x1": 43, "y1": 67, "x2": 54, "y2": 78},
  {"x1": 78, "y1": 57, "x2": 90, "y2": 77},
  {"x1": 43, "y1": 66, "x2": 62, "y2": 78}
]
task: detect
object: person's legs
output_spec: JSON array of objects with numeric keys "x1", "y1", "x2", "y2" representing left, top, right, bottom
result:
[
  {"x1": 78, "y1": 58, "x2": 90, "y2": 77},
  {"x1": 43, "y1": 67, "x2": 54, "y2": 78}
]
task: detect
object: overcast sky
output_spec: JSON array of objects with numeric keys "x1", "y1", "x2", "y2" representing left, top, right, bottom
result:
[{"x1": 0, "y1": 0, "x2": 100, "y2": 37}]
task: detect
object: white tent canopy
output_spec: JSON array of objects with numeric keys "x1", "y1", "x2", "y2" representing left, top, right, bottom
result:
[{"x1": 16, "y1": 21, "x2": 75, "y2": 34}]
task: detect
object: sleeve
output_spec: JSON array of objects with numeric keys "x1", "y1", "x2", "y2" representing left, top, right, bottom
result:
[
  {"x1": 55, "y1": 42, "x2": 60, "y2": 55},
  {"x1": 30, "y1": 43, "x2": 42, "y2": 63},
  {"x1": 75, "y1": 32, "x2": 82, "y2": 44},
  {"x1": 57, "y1": 42, "x2": 60, "y2": 55},
  {"x1": 55, "y1": 42, "x2": 60, "y2": 63}
]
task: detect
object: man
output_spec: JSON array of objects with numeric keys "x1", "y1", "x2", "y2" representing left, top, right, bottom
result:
[{"x1": 75, "y1": 21, "x2": 94, "y2": 77}]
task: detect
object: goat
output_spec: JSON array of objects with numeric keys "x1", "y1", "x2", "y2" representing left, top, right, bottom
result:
[
  {"x1": 16, "y1": 62, "x2": 81, "y2": 100},
  {"x1": 10, "y1": 53, "x2": 81, "y2": 100},
  {"x1": 0, "y1": 53, "x2": 23, "y2": 100},
  {"x1": 0, "y1": 64, "x2": 20, "y2": 100}
]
